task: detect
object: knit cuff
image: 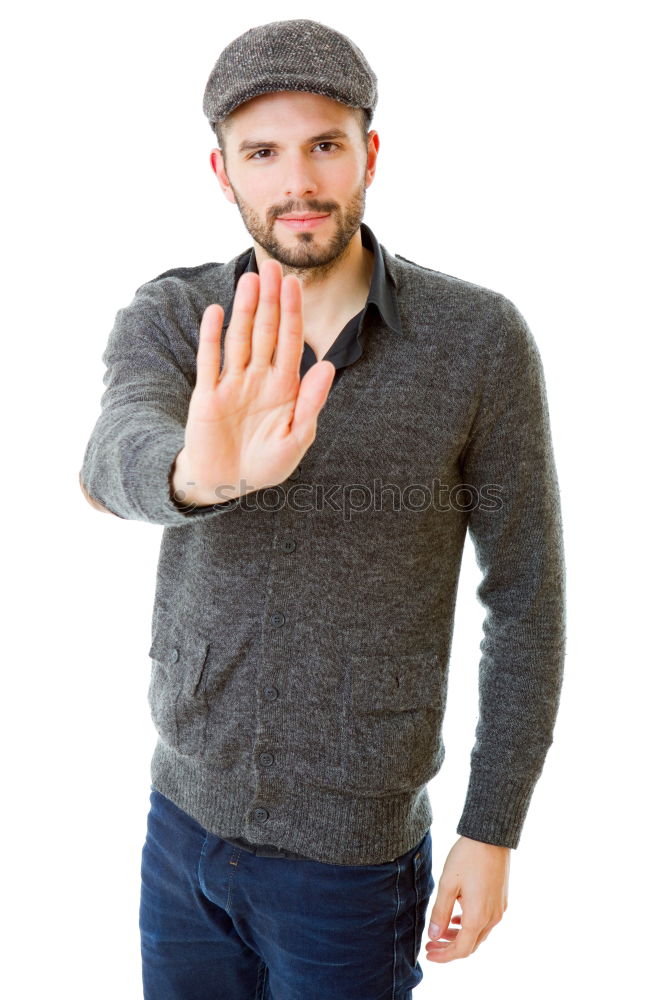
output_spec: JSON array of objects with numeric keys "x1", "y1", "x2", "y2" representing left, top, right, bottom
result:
[{"x1": 456, "y1": 769, "x2": 538, "y2": 849}]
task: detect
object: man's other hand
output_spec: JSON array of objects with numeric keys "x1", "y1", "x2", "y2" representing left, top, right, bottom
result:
[{"x1": 425, "y1": 835, "x2": 510, "y2": 963}]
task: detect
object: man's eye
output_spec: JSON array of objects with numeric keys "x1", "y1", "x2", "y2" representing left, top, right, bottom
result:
[{"x1": 250, "y1": 143, "x2": 339, "y2": 160}]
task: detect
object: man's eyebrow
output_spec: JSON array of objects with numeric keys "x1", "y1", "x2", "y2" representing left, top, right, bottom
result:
[{"x1": 237, "y1": 129, "x2": 350, "y2": 153}]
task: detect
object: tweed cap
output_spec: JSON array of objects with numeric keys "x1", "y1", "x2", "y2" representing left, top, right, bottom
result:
[{"x1": 202, "y1": 19, "x2": 377, "y2": 131}]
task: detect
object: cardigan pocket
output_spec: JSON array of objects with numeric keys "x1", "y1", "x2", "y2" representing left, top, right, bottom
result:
[
  {"x1": 147, "y1": 629, "x2": 211, "y2": 757},
  {"x1": 343, "y1": 650, "x2": 446, "y2": 796}
]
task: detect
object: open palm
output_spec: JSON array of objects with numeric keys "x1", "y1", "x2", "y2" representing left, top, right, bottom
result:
[{"x1": 176, "y1": 258, "x2": 336, "y2": 504}]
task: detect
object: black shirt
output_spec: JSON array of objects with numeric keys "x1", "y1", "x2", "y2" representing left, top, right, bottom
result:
[{"x1": 230, "y1": 221, "x2": 401, "y2": 385}]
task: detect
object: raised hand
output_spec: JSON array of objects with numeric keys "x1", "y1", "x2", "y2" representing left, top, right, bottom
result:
[{"x1": 171, "y1": 258, "x2": 336, "y2": 506}]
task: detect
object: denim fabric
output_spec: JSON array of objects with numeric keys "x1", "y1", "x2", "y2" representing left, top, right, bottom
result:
[{"x1": 139, "y1": 786, "x2": 435, "y2": 999}]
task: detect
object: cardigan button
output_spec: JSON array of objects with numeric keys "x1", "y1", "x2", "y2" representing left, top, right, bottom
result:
[
  {"x1": 280, "y1": 539, "x2": 296, "y2": 553},
  {"x1": 253, "y1": 807, "x2": 269, "y2": 823},
  {"x1": 170, "y1": 647, "x2": 179, "y2": 663},
  {"x1": 269, "y1": 612, "x2": 286, "y2": 628},
  {"x1": 259, "y1": 752, "x2": 275, "y2": 767},
  {"x1": 264, "y1": 686, "x2": 278, "y2": 701}
]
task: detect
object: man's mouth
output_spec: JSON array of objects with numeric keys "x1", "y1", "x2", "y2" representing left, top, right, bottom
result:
[{"x1": 276, "y1": 213, "x2": 331, "y2": 231}]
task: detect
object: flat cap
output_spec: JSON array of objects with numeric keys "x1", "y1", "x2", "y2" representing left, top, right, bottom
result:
[{"x1": 202, "y1": 19, "x2": 378, "y2": 130}]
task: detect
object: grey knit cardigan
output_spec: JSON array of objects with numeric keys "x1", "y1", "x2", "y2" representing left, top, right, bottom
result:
[{"x1": 79, "y1": 236, "x2": 566, "y2": 865}]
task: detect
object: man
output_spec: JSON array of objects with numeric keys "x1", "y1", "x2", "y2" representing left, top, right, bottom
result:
[{"x1": 79, "y1": 17, "x2": 566, "y2": 1000}]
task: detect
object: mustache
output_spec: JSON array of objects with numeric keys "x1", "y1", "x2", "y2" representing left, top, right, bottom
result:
[{"x1": 271, "y1": 202, "x2": 338, "y2": 219}]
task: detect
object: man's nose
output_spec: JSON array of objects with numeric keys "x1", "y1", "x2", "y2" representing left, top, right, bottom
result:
[{"x1": 282, "y1": 153, "x2": 318, "y2": 199}]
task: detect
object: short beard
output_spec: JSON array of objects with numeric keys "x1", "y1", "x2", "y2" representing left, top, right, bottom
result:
[{"x1": 228, "y1": 176, "x2": 367, "y2": 287}]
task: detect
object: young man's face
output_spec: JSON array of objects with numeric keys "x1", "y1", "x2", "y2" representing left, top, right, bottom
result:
[{"x1": 211, "y1": 91, "x2": 379, "y2": 271}]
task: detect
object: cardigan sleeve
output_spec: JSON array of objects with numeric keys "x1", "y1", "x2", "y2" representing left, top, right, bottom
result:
[
  {"x1": 455, "y1": 296, "x2": 567, "y2": 849},
  {"x1": 79, "y1": 288, "x2": 238, "y2": 527}
]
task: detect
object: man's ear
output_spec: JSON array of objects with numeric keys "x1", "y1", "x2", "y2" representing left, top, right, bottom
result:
[
  {"x1": 210, "y1": 149, "x2": 237, "y2": 206},
  {"x1": 365, "y1": 131, "x2": 380, "y2": 188}
]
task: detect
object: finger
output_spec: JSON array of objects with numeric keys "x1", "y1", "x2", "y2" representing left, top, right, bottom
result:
[
  {"x1": 449, "y1": 919, "x2": 482, "y2": 959},
  {"x1": 427, "y1": 918, "x2": 483, "y2": 963},
  {"x1": 425, "y1": 915, "x2": 461, "y2": 939},
  {"x1": 439, "y1": 921, "x2": 461, "y2": 940},
  {"x1": 471, "y1": 925, "x2": 493, "y2": 952},
  {"x1": 289, "y1": 360, "x2": 336, "y2": 448},
  {"x1": 428, "y1": 884, "x2": 457, "y2": 943},
  {"x1": 196, "y1": 304, "x2": 224, "y2": 391},
  {"x1": 424, "y1": 914, "x2": 460, "y2": 951},
  {"x1": 223, "y1": 272, "x2": 259, "y2": 373},
  {"x1": 250, "y1": 258, "x2": 282, "y2": 368},
  {"x1": 273, "y1": 274, "x2": 304, "y2": 375}
]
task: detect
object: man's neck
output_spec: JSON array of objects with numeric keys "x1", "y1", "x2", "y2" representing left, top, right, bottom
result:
[{"x1": 253, "y1": 227, "x2": 374, "y2": 341}]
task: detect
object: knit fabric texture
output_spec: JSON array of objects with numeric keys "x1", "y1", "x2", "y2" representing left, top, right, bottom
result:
[
  {"x1": 202, "y1": 19, "x2": 378, "y2": 129},
  {"x1": 80, "y1": 236, "x2": 567, "y2": 865}
]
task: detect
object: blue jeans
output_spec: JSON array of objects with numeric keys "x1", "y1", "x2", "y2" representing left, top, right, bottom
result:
[{"x1": 139, "y1": 786, "x2": 435, "y2": 999}]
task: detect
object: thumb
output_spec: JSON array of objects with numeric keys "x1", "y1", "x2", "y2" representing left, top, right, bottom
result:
[
  {"x1": 290, "y1": 360, "x2": 336, "y2": 445},
  {"x1": 428, "y1": 880, "x2": 457, "y2": 940}
]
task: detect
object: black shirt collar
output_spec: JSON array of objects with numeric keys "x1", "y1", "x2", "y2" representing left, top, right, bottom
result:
[{"x1": 230, "y1": 222, "x2": 402, "y2": 335}]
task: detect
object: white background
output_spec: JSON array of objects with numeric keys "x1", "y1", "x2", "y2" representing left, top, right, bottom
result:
[{"x1": 2, "y1": 1, "x2": 663, "y2": 996}]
